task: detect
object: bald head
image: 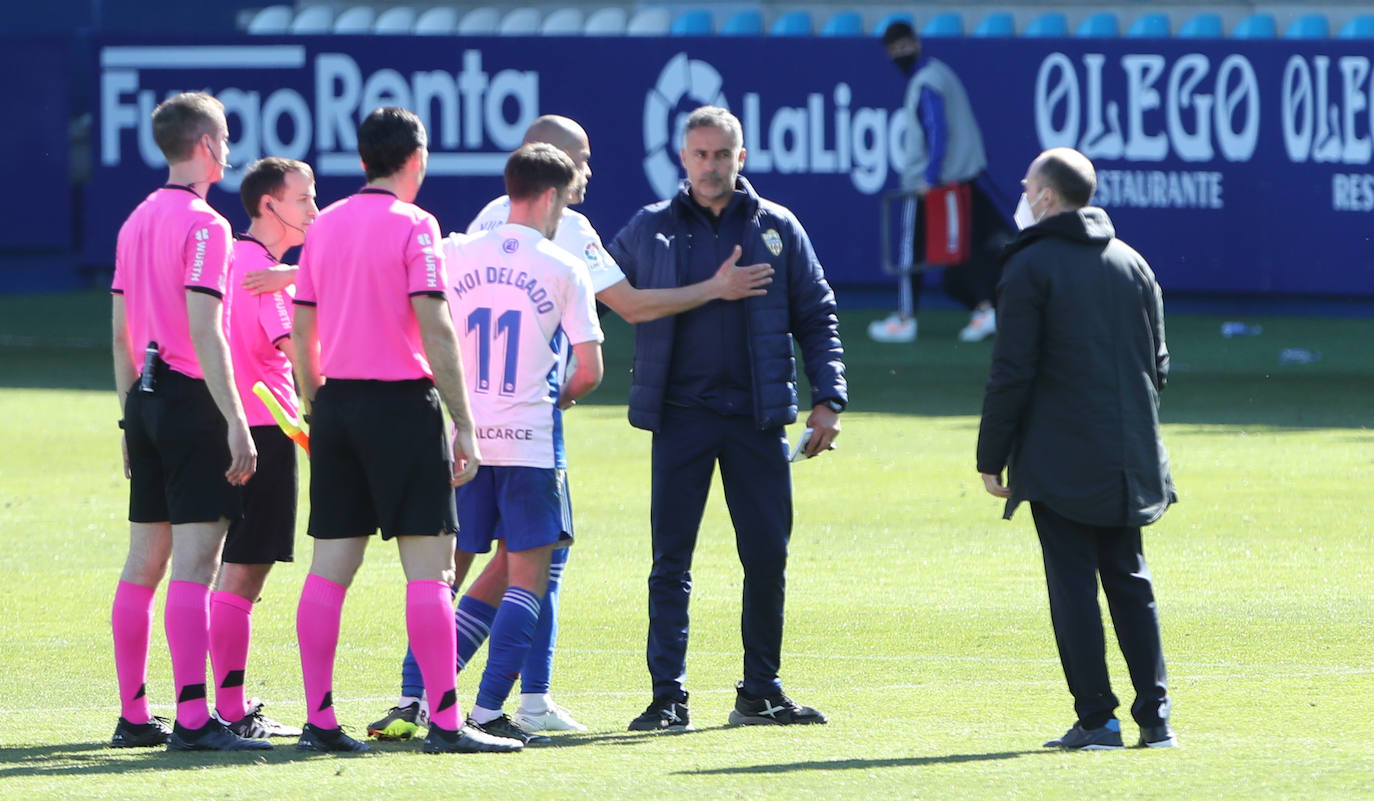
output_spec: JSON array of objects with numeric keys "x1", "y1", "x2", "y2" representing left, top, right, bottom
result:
[
  {"x1": 522, "y1": 115, "x2": 590, "y2": 203},
  {"x1": 1030, "y1": 147, "x2": 1096, "y2": 210}
]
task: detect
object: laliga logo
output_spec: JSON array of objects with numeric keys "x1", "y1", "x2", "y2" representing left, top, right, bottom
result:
[{"x1": 642, "y1": 53, "x2": 728, "y2": 199}]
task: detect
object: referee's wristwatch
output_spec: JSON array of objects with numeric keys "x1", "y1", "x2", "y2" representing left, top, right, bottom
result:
[{"x1": 819, "y1": 399, "x2": 845, "y2": 414}]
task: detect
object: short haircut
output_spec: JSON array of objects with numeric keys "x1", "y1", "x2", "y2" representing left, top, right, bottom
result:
[
  {"x1": 504, "y1": 143, "x2": 576, "y2": 202},
  {"x1": 240, "y1": 158, "x2": 314, "y2": 219},
  {"x1": 357, "y1": 107, "x2": 427, "y2": 182},
  {"x1": 1037, "y1": 151, "x2": 1097, "y2": 208},
  {"x1": 151, "y1": 92, "x2": 225, "y2": 164},
  {"x1": 683, "y1": 105, "x2": 743, "y2": 148},
  {"x1": 882, "y1": 21, "x2": 916, "y2": 45}
]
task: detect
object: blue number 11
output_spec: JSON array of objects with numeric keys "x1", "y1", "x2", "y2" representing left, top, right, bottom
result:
[{"x1": 466, "y1": 307, "x2": 522, "y2": 396}]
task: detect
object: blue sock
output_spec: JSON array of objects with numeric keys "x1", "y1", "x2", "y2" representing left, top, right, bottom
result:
[
  {"x1": 456, "y1": 595, "x2": 498, "y2": 670},
  {"x1": 475, "y1": 586, "x2": 541, "y2": 712},
  {"x1": 520, "y1": 548, "x2": 568, "y2": 695}
]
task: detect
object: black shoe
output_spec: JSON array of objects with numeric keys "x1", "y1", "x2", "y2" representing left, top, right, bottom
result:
[
  {"x1": 367, "y1": 701, "x2": 422, "y2": 741},
  {"x1": 216, "y1": 700, "x2": 302, "y2": 739},
  {"x1": 628, "y1": 694, "x2": 693, "y2": 732},
  {"x1": 1138, "y1": 723, "x2": 1178, "y2": 748},
  {"x1": 423, "y1": 723, "x2": 524, "y2": 753},
  {"x1": 167, "y1": 718, "x2": 273, "y2": 751},
  {"x1": 465, "y1": 714, "x2": 550, "y2": 746},
  {"x1": 110, "y1": 716, "x2": 172, "y2": 748},
  {"x1": 728, "y1": 683, "x2": 828, "y2": 726},
  {"x1": 1044, "y1": 719, "x2": 1124, "y2": 750},
  {"x1": 296, "y1": 722, "x2": 372, "y2": 753}
]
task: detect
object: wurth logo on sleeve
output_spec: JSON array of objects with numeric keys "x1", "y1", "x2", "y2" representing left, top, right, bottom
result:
[{"x1": 190, "y1": 227, "x2": 210, "y2": 282}]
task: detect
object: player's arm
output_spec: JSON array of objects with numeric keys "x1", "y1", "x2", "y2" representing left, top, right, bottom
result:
[
  {"x1": 111, "y1": 294, "x2": 136, "y2": 478},
  {"x1": 244, "y1": 264, "x2": 297, "y2": 295},
  {"x1": 413, "y1": 295, "x2": 481, "y2": 486},
  {"x1": 187, "y1": 291, "x2": 256, "y2": 485},
  {"x1": 291, "y1": 305, "x2": 322, "y2": 417},
  {"x1": 558, "y1": 340, "x2": 603, "y2": 410},
  {"x1": 596, "y1": 245, "x2": 772, "y2": 324}
]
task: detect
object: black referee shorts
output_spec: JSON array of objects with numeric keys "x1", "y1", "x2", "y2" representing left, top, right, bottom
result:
[
  {"x1": 123, "y1": 367, "x2": 242, "y2": 525},
  {"x1": 224, "y1": 425, "x2": 297, "y2": 564},
  {"x1": 306, "y1": 378, "x2": 458, "y2": 541}
]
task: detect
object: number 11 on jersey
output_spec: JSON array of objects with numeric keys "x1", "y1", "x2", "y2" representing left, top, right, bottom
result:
[{"x1": 466, "y1": 307, "x2": 522, "y2": 396}]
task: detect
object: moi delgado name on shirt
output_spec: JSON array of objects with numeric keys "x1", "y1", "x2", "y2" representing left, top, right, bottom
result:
[
  {"x1": 451, "y1": 265, "x2": 555, "y2": 314},
  {"x1": 478, "y1": 426, "x2": 534, "y2": 440}
]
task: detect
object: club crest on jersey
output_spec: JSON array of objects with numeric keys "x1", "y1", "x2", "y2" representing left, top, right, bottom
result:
[
  {"x1": 502, "y1": 238, "x2": 519, "y2": 254},
  {"x1": 762, "y1": 228, "x2": 783, "y2": 257}
]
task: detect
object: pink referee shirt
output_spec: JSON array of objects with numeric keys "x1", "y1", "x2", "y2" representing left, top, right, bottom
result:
[
  {"x1": 226, "y1": 234, "x2": 297, "y2": 428},
  {"x1": 294, "y1": 188, "x2": 448, "y2": 380},
  {"x1": 111, "y1": 185, "x2": 232, "y2": 380}
]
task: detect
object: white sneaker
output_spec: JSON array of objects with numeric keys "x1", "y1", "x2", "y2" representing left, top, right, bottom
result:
[
  {"x1": 957, "y1": 308, "x2": 996, "y2": 342},
  {"x1": 867, "y1": 313, "x2": 917, "y2": 343},
  {"x1": 514, "y1": 700, "x2": 588, "y2": 732}
]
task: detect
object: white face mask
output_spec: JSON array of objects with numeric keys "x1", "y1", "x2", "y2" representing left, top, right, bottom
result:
[
  {"x1": 1013, "y1": 193, "x2": 1037, "y2": 230},
  {"x1": 1016, "y1": 190, "x2": 1044, "y2": 232}
]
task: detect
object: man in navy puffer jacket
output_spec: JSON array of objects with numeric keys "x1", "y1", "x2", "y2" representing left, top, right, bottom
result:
[{"x1": 608, "y1": 106, "x2": 847, "y2": 732}]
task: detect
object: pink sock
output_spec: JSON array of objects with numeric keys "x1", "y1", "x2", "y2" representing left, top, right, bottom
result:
[
  {"x1": 112, "y1": 581, "x2": 156, "y2": 724},
  {"x1": 407, "y1": 580, "x2": 461, "y2": 731},
  {"x1": 209, "y1": 591, "x2": 254, "y2": 721},
  {"x1": 165, "y1": 580, "x2": 211, "y2": 730},
  {"x1": 298, "y1": 574, "x2": 346, "y2": 730}
]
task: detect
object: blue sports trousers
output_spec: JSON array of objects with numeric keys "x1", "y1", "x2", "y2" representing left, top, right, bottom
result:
[{"x1": 647, "y1": 404, "x2": 792, "y2": 701}]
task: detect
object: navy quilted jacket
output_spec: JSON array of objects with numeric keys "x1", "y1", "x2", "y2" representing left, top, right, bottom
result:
[{"x1": 607, "y1": 177, "x2": 847, "y2": 432}]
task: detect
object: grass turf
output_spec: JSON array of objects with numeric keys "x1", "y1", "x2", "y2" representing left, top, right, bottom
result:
[{"x1": 0, "y1": 291, "x2": 1371, "y2": 799}]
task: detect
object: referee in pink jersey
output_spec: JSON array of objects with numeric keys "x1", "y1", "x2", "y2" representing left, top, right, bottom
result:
[
  {"x1": 289, "y1": 107, "x2": 521, "y2": 754},
  {"x1": 109, "y1": 92, "x2": 269, "y2": 752}
]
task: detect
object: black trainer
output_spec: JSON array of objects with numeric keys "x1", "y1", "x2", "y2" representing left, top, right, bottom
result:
[
  {"x1": 423, "y1": 724, "x2": 524, "y2": 754},
  {"x1": 728, "y1": 683, "x2": 828, "y2": 726},
  {"x1": 1138, "y1": 723, "x2": 1178, "y2": 748},
  {"x1": 628, "y1": 694, "x2": 693, "y2": 732},
  {"x1": 1044, "y1": 719, "x2": 1124, "y2": 750},
  {"x1": 110, "y1": 716, "x2": 172, "y2": 748},
  {"x1": 167, "y1": 718, "x2": 273, "y2": 751},
  {"x1": 216, "y1": 700, "x2": 302, "y2": 739},
  {"x1": 465, "y1": 714, "x2": 550, "y2": 746},
  {"x1": 296, "y1": 722, "x2": 372, "y2": 753}
]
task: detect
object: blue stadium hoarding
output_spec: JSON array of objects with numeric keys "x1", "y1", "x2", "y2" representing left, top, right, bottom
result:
[{"x1": 87, "y1": 36, "x2": 1374, "y2": 296}]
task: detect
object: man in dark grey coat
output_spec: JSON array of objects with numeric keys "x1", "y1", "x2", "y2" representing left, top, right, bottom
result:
[{"x1": 977, "y1": 147, "x2": 1177, "y2": 751}]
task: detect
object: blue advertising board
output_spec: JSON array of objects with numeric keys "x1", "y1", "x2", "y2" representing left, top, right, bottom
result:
[
  {"x1": 87, "y1": 36, "x2": 1374, "y2": 297},
  {"x1": 0, "y1": 37, "x2": 71, "y2": 250}
]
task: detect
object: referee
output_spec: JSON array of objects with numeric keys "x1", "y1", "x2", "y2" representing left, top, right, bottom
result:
[
  {"x1": 109, "y1": 91, "x2": 268, "y2": 752},
  {"x1": 289, "y1": 107, "x2": 520, "y2": 755}
]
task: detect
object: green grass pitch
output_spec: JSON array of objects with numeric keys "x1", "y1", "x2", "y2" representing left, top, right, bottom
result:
[{"x1": 0, "y1": 290, "x2": 1371, "y2": 799}]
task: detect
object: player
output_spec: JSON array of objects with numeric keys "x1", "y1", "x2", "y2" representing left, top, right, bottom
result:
[
  {"x1": 209, "y1": 157, "x2": 317, "y2": 739},
  {"x1": 370, "y1": 115, "x2": 770, "y2": 739},
  {"x1": 443, "y1": 143, "x2": 604, "y2": 744},
  {"x1": 290, "y1": 106, "x2": 520, "y2": 754},
  {"x1": 109, "y1": 91, "x2": 269, "y2": 751}
]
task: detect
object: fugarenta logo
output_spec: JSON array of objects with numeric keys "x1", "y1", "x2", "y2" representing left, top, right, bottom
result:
[{"x1": 642, "y1": 53, "x2": 728, "y2": 199}]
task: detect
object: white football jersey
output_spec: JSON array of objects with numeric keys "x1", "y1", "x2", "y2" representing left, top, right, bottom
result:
[
  {"x1": 444, "y1": 224, "x2": 603, "y2": 468},
  {"x1": 467, "y1": 196, "x2": 627, "y2": 294}
]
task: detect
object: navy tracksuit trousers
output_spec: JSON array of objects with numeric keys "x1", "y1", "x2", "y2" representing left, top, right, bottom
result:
[
  {"x1": 1030, "y1": 502, "x2": 1171, "y2": 730},
  {"x1": 647, "y1": 405, "x2": 792, "y2": 701}
]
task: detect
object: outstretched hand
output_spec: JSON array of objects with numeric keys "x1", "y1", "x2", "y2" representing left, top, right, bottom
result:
[
  {"x1": 243, "y1": 265, "x2": 297, "y2": 295},
  {"x1": 713, "y1": 245, "x2": 773, "y2": 300}
]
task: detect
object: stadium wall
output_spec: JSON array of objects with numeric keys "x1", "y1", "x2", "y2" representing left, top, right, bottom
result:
[{"x1": 14, "y1": 34, "x2": 1374, "y2": 296}]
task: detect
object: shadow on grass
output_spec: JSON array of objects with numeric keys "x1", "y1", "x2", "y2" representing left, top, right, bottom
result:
[
  {"x1": 676, "y1": 749, "x2": 1046, "y2": 775},
  {"x1": 0, "y1": 740, "x2": 350, "y2": 778},
  {"x1": 542, "y1": 723, "x2": 735, "y2": 749}
]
